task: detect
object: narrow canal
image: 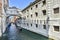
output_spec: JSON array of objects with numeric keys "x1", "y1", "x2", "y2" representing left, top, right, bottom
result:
[{"x1": 1, "y1": 23, "x2": 52, "y2": 40}]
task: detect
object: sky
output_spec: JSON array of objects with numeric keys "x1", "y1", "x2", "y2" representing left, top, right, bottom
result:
[{"x1": 9, "y1": 0, "x2": 35, "y2": 10}]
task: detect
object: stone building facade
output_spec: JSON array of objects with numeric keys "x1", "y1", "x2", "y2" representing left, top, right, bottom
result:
[
  {"x1": 0, "y1": 0, "x2": 2, "y2": 37},
  {"x1": 19, "y1": 0, "x2": 60, "y2": 40},
  {"x1": 0, "y1": 0, "x2": 8, "y2": 37}
]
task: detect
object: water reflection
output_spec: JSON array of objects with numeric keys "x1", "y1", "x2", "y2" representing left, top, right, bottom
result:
[{"x1": 1, "y1": 24, "x2": 51, "y2": 40}]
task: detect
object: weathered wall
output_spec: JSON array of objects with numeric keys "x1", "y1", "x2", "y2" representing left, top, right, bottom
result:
[{"x1": 20, "y1": 0, "x2": 60, "y2": 40}]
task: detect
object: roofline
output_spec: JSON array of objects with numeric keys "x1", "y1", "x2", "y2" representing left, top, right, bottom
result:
[{"x1": 22, "y1": 0, "x2": 41, "y2": 12}]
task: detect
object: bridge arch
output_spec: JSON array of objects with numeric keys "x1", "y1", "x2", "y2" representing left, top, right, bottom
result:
[{"x1": 6, "y1": 14, "x2": 20, "y2": 27}]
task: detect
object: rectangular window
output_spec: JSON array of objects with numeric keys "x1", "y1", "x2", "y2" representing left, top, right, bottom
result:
[
  {"x1": 31, "y1": 14, "x2": 32, "y2": 18},
  {"x1": 54, "y1": 26, "x2": 59, "y2": 31},
  {"x1": 43, "y1": 25, "x2": 46, "y2": 29},
  {"x1": 31, "y1": 24, "x2": 32, "y2": 26},
  {"x1": 35, "y1": 12, "x2": 38, "y2": 17},
  {"x1": 36, "y1": 5, "x2": 38, "y2": 8},
  {"x1": 31, "y1": 8, "x2": 32, "y2": 10},
  {"x1": 42, "y1": 10, "x2": 46, "y2": 15},
  {"x1": 43, "y1": 0, "x2": 46, "y2": 5},
  {"x1": 36, "y1": 24, "x2": 38, "y2": 28},
  {"x1": 54, "y1": 7, "x2": 59, "y2": 14}
]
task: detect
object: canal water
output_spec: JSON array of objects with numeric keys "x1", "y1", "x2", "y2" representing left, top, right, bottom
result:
[{"x1": 0, "y1": 24, "x2": 52, "y2": 40}]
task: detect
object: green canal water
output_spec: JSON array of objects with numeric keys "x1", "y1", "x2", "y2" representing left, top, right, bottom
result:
[{"x1": 0, "y1": 24, "x2": 52, "y2": 40}]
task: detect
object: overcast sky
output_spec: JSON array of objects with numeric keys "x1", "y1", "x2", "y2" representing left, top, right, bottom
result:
[{"x1": 9, "y1": 0, "x2": 35, "y2": 10}]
